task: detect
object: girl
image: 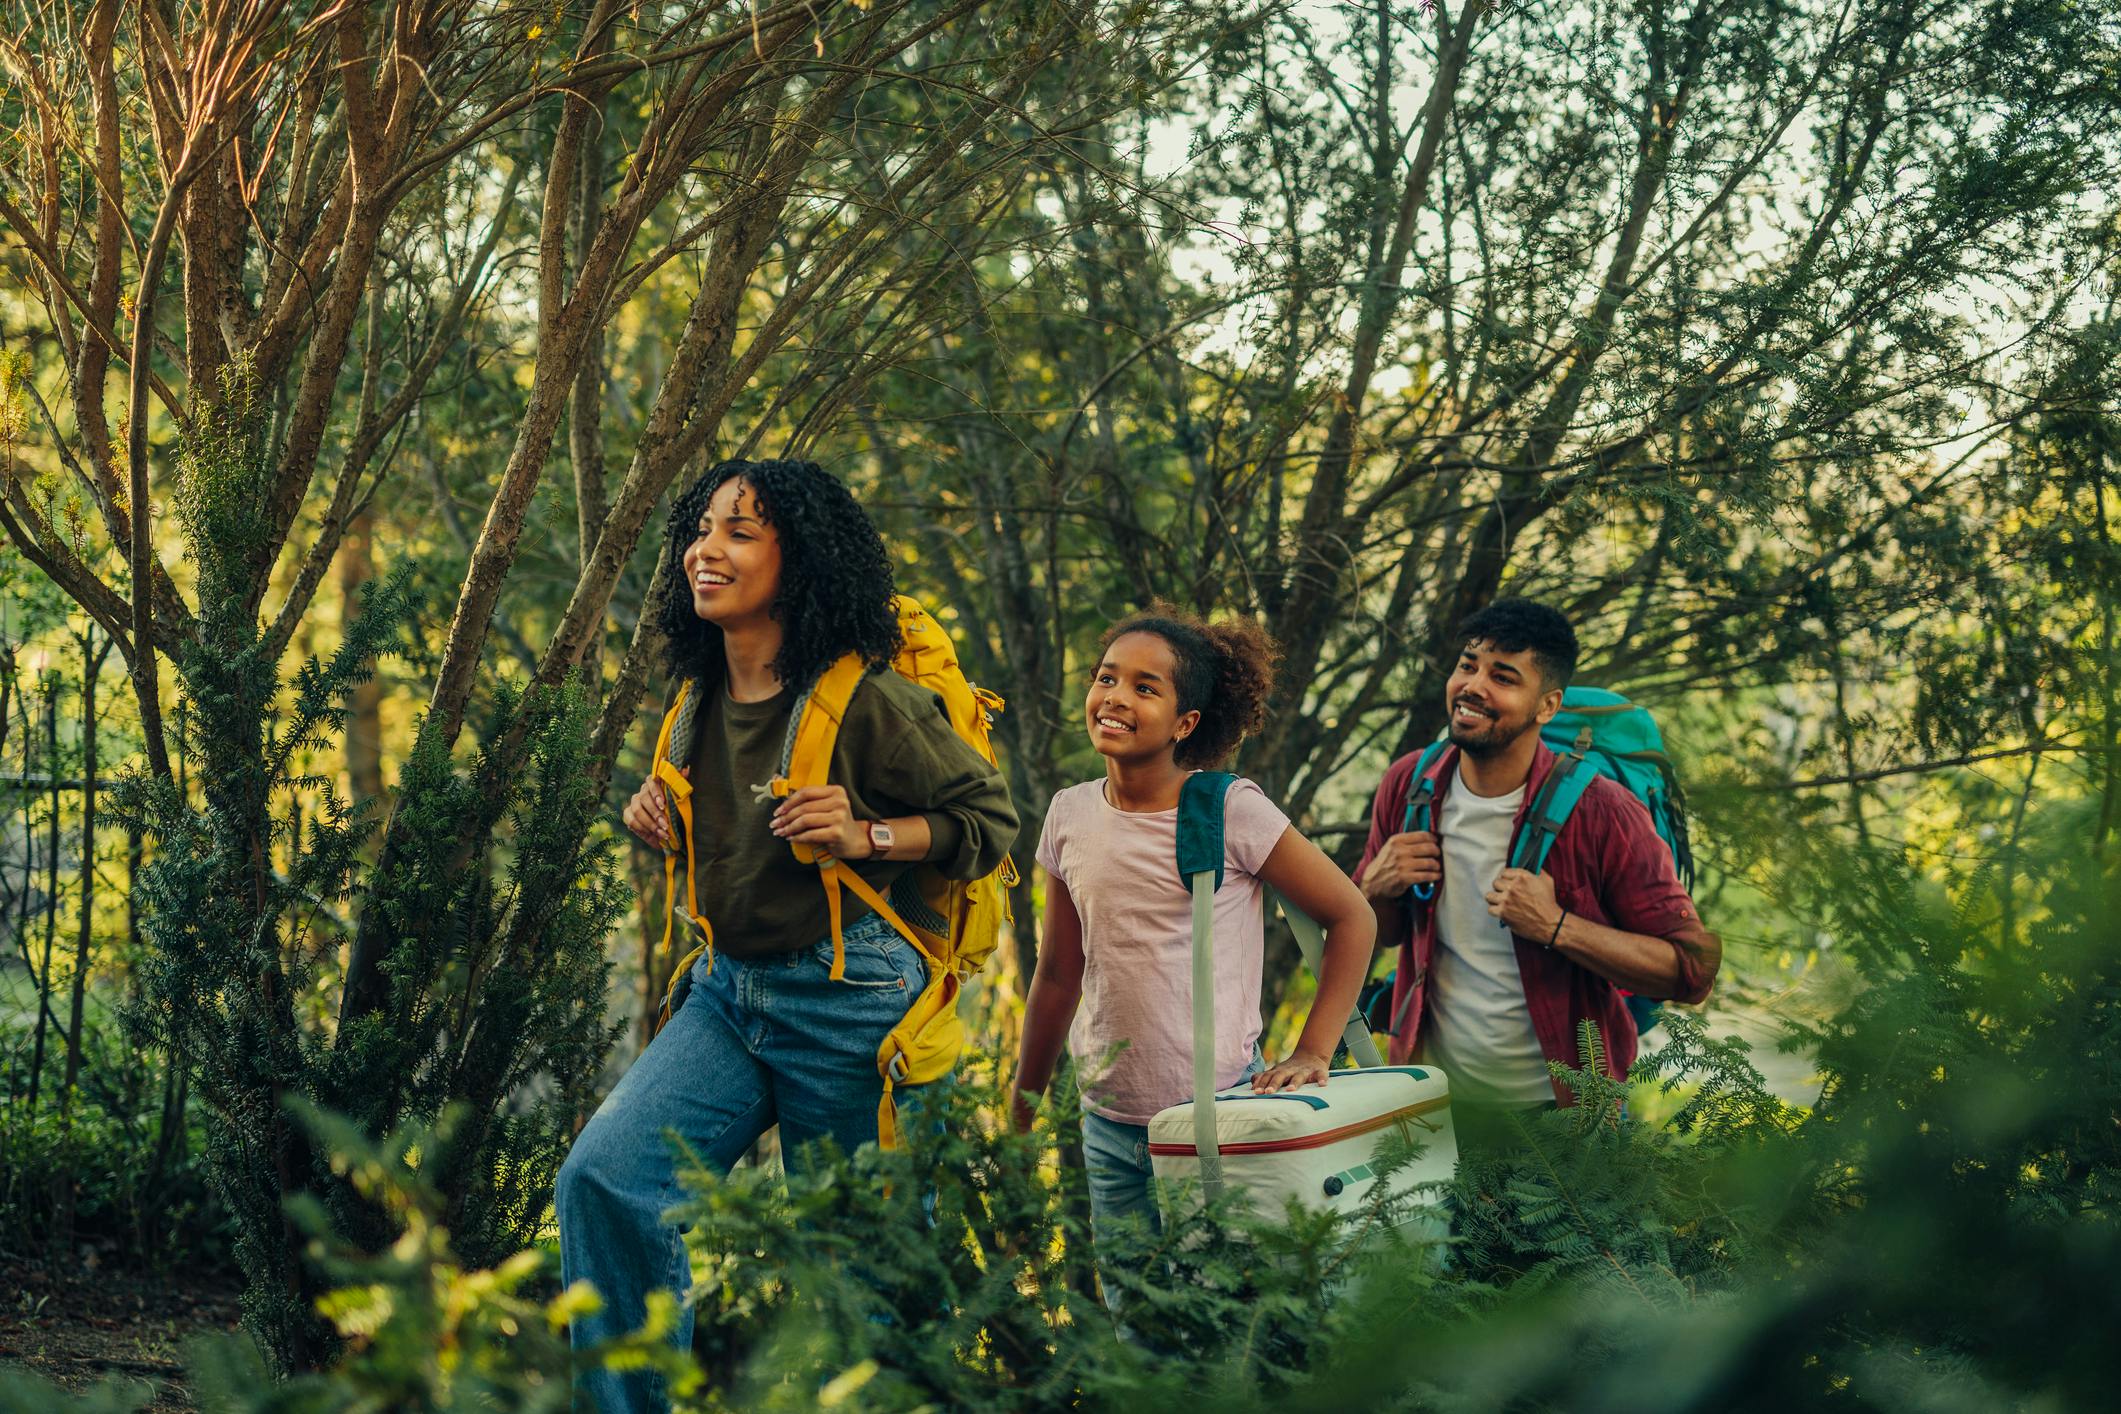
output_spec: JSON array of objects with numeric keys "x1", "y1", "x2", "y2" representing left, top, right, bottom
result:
[
  {"x1": 559, "y1": 459, "x2": 1018, "y2": 1414},
  {"x1": 1007, "y1": 605, "x2": 1374, "y2": 1279}
]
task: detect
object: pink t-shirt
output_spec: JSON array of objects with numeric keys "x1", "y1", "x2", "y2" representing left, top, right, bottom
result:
[{"x1": 1036, "y1": 777, "x2": 1292, "y2": 1125}]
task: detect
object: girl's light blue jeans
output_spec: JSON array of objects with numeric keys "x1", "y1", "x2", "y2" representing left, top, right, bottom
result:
[
  {"x1": 1079, "y1": 1047, "x2": 1264, "y2": 1308},
  {"x1": 556, "y1": 911, "x2": 920, "y2": 1413}
]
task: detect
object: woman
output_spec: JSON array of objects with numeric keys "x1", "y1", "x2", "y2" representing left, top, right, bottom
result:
[{"x1": 557, "y1": 458, "x2": 1018, "y2": 1413}]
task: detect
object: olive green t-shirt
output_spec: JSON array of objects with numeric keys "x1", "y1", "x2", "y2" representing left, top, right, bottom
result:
[{"x1": 682, "y1": 670, "x2": 1019, "y2": 960}]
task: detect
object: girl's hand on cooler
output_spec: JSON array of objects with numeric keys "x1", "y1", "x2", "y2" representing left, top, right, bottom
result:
[
  {"x1": 1251, "y1": 1048, "x2": 1332, "y2": 1092},
  {"x1": 622, "y1": 769, "x2": 683, "y2": 850},
  {"x1": 770, "y1": 784, "x2": 871, "y2": 859}
]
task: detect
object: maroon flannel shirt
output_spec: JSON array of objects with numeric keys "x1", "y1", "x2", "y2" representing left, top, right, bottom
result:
[{"x1": 1354, "y1": 741, "x2": 1714, "y2": 1105}]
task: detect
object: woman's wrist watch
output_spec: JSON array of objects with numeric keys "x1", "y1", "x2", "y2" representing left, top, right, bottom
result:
[{"x1": 865, "y1": 818, "x2": 896, "y2": 860}]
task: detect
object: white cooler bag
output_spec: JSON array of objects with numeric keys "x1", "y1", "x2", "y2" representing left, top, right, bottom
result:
[
  {"x1": 1148, "y1": 1066, "x2": 1457, "y2": 1243},
  {"x1": 1146, "y1": 773, "x2": 1458, "y2": 1252}
]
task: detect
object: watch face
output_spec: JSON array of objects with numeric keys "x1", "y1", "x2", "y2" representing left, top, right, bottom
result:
[{"x1": 870, "y1": 821, "x2": 895, "y2": 852}]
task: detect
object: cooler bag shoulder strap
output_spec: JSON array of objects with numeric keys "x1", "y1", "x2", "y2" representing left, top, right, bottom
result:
[
  {"x1": 1190, "y1": 862, "x2": 1222, "y2": 1197},
  {"x1": 1176, "y1": 770, "x2": 1236, "y2": 1198},
  {"x1": 1271, "y1": 887, "x2": 1385, "y2": 1069},
  {"x1": 1176, "y1": 770, "x2": 1239, "y2": 890}
]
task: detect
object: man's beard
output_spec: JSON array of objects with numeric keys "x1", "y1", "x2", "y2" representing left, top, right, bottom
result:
[{"x1": 1449, "y1": 708, "x2": 1537, "y2": 759}]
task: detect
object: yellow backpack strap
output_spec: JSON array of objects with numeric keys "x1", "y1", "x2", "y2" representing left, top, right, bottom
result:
[
  {"x1": 826, "y1": 863, "x2": 943, "y2": 966},
  {"x1": 649, "y1": 682, "x2": 689, "y2": 956},
  {"x1": 661, "y1": 763, "x2": 708, "y2": 966},
  {"x1": 783, "y1": 653, "x2": 868, "y2": 808},
  {"x1": 649, "y1": 683, "x2": 714, "y2": 1037},
  {"x1": 773, "y1": 653, "x2": 869, "y2": 976}
]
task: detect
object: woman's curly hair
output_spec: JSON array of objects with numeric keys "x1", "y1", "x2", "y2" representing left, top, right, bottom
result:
[
  {"x1": 1100, "y1": 602, "x2": 1280, "y2": 769},
  {"x1": 655, "y1": 459, "x2": 902, "y2": 691}
]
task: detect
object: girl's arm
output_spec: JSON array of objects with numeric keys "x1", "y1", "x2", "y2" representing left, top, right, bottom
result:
[
  {"x1": 1008, "y1": 873, "x2": 1087, "y2": 1132},
  {"x1": 1252, "y1": 826, "x2": 1377, "y2": 1091}
]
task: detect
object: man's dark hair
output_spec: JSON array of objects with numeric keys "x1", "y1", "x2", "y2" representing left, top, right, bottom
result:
[{"x1": 1458, "y1": 598, "x2": 1578, "y2": 690}]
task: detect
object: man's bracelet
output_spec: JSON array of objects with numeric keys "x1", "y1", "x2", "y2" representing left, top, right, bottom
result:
[{"x1": 1547, "y1": 909, "x2": 1568, "y2": 948}]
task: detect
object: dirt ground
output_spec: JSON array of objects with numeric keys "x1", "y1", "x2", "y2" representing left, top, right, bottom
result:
[{"x1": 0, "y1": 1260, "x2": 243, "y2": 1411}]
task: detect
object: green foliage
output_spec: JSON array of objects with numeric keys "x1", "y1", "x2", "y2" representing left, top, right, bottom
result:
[
  {"x1": 330, "y1": 676, "x2": 625, "y2": 1269},
  {"x1": 112, "y1": 417, "x2": 621, "y2": 1370},
  {"x1": 113, "y1": 405, "x2": 409, "y2": 1363},
  {"x1": 169, "y1": 1103, "x2": 694, "y2": 1414},
  {"x1": 674, "y1": 1067, "x2": 1443, "y2": 1410},
  {"x1": 0, "y1": 1370, "x2": 156, "y2": 1414},
  {"x1": 171, "y1": 357, "x2": 276, "y2": 619},
  {"x1": 1446, "y1": 1012, "x2": 1807, "y2": 1303},
  {"x1": 1, "y1": 1102, "x2": 697, "y2": 1413},
  {"x1": 0, "y1": 1074, "x2": 231, "y2": 1271},
  {"x1": 11, "y1": 820, "x2": 2117, "y2": 1409}
]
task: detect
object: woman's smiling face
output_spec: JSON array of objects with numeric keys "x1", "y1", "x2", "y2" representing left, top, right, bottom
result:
[
  {"x1": 681, "y1": 477, "x2": 782, "y2": 628},
  {"x1": 1085, "y1": 630, "x2": 1200, "y2": 763}
]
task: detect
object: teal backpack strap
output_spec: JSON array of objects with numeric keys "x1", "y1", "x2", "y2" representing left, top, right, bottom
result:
[
  {"x1": 1176, "y1": 771, "x2": 1236, "y2": 1197},
  {"x1": 1402, "y1": 741, "x2": 1451, "y2": 902},
  {"x1": 1511, "y1": 728, "x2": 1597, "y2": 875}
]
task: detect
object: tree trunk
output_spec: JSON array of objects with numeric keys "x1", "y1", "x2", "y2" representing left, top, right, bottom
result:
[
  {"x1": 571, "y1": 89, "x2": 612, "y2": 673},
  {"x1": 340, "y1": 509, "x2": 386, "y2": 813},
  {"x1": 144, "y1": 1064, "x2": 187, "y2": 1253},
  {"x1": 61, "y1": 633, "x2": 108, "y2": 1108},
  {"x1": 27, "y1": 679, "x2": 58, "y2": 1110},
  {"x1": 55, "y1": 636, "x2": 108, "y2": 1245}
]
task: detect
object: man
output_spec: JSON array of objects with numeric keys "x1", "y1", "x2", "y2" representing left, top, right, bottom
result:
[{"x1": 1355, "y1": 599, "x2": 1719, "y2": 1117}]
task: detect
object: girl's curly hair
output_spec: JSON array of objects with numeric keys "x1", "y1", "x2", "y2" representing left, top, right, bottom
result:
[
  {"x1": 1100, "y1": 602, "x2": 1280, "y2": 769},
  {"x1": 655, "y1": 459, "x2": 903, "y2": 691}
]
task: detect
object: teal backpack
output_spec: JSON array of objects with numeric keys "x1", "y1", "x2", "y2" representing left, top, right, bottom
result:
[{"x1": 1396, "y1": 686, "x2": 1693, "y2": 1035}]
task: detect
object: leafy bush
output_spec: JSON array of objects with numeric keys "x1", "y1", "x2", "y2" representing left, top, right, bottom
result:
[
  {"x1": 118, "y1": 409, "x2": 624, "y2": 1368},
  {"x1": 675, "y1": 1065, "x2": 1448, "y2": 1411},
  {"x1": 7, "y1": 835, "x2": 2115, "y2": 1412},
  {"x1": 166, "y1": 1104, "x2": 694, "y2": 1414},
  {"x1": 0, "y1": 1024, "x2": 233, "y2": 1272}
]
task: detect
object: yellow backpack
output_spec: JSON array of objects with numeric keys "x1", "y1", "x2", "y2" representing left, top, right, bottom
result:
[{"x1": 648, "y1": 594, "x2": 1018, "y2": 1148}]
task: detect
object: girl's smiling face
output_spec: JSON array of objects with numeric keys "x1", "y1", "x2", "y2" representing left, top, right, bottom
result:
[
  {"x1": 682, "y1": 477, "x2": 782, "y2": 628},
  {"x1": 1086, "y1": 631, "x2": 1201, "y2": 764}
]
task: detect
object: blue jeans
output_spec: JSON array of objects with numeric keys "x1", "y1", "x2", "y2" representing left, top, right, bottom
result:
[
  {"x1": 1079, "y1": 1048, "x2": 1264, "y2": 1308},
  {"x1": 556, "y1": 911, "x2": 922, "y2": 1413}
]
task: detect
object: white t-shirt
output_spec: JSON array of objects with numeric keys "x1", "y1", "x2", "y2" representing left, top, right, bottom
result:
[
  {"x1": 1426, "y1": 771, "x2": 1553, "y2": 1106},
  {"x1": 1036, "y1": 777, "x2": 1291, "y2": 1124}
]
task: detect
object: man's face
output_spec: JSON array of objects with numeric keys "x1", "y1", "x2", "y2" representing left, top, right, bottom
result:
[{"x1": 1444, "y1": 639, "x2": 1562, "y2": 757}]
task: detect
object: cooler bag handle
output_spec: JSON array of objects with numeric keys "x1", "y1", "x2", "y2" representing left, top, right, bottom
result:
[
  {"x1": 1177, "y1": 771, "x2": 1236, "y2": 1199},
  {"x1": 1270, "y1": 887, "x2": 1385, "y2": 1069}
]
